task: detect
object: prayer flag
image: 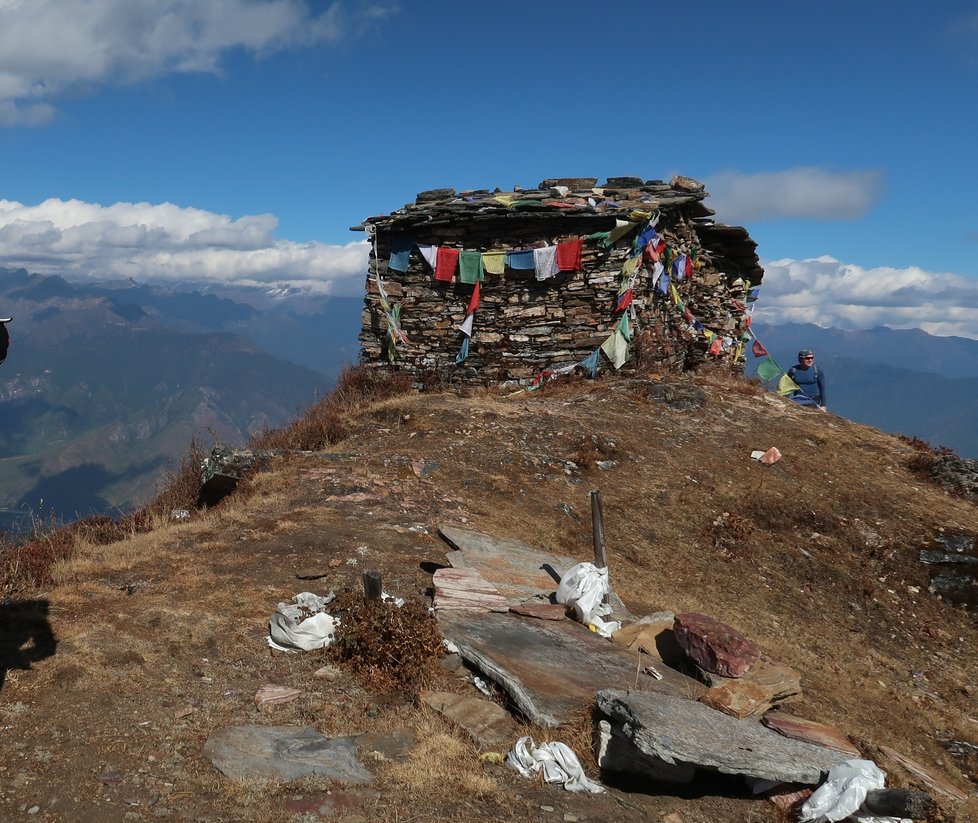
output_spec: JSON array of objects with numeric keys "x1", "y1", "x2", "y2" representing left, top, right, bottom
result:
[
  {"x1": 533, "y1": 246, "x2": 559, "y2": 280},
  {"x1": 458, "y1": 250, "x2": 484, "y2": 284},
  {"x1": 466, "y1": 282, "x2": 481, "y2": 316},
  {"x1": 455, "y1": 335, "x2": 470, "y2": 365},
  {"x1": 673, "y1": 254, "x2": 687, "y2": 282},
  {"x1": 669, "y1": 283, "x2": 681, "y2": 306},
  {"x1": 506, "y1": 250, "x2": 535, "y2": 270},
  {"x1": 417, "y1": 245, "x2": 438, "y2": 270},
  {"x1": 683, "y1": 307, "x2": 694, "y2": 323},
  {"x1": 459, "y1": 313, "x2": 474, "y2": 337},
  {"x1": 756, "y1": 358, "x2": 781, "y2": 381},
  {"x1": 388, "y1": 236, "x2": 414, "y2": 272},
  {"x1": 482, "y1": 251, "x2": 506, "y2": 274},
  {"x1": 600, "y1": 330, "x2": 629, "y2": 369},
  {"x1": 556, "y1": 238, "x2": 583, "y2": 271},
  {"x1": 609, "y1": 219, "x2": 636, "y2": 244},
  {"x1": 751, "y1": 339, "x2": 768, "y2": 357},
  {"x1": 579, "y1": 347, "x2": 601, "y2": 378},
  {"x1": 435, "y1": 247, "x2": 459, "y2": 282},
  {"x1": 617, "y1": 311, "x2": 631, "y2": 341},
  {"x1": 615, "y1": 288, "x2": 634, "y2": 312},
  {"x1": 685, "y1": 255, "x2": 693, "y2": 277},
  {"x1": 658, "y1": 272, "x2": 670, "y2": 295},
  {"x1": 708, "y1": 337, "x2": 723, "y2": 355},
  {"x1": 777, "y1": 374, "x2": 801, "y2": 396}
]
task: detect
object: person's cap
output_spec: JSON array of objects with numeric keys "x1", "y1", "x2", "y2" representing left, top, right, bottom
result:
[{"x1": 798, "y1": 349, "x2": 814, "y2": 359}]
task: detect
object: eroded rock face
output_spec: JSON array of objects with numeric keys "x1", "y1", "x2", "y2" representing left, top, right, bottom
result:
[{"x1": 673, "y1": 613, "x2": 759, "y2": 678}]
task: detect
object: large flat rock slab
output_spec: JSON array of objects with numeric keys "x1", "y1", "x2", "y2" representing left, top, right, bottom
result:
[
  {"x1": 438, "y1": 524, "x2": 633, "y2": 618},
  {"x1": 438, "y1": 525, "x2": 572, "y2": 602},
  {"x1": 596, "y1": 690, "x2": 847, "y2": 785},
  {"x1": 438, "y1": 610, "x2": 704, "y2": 728},
  {"x1": 203, "y1": 725, "x2": 374, "y2": 783}
]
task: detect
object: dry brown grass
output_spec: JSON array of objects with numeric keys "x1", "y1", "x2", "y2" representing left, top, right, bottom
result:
[
  {"x1": 252, "y1": 364, "x2": 413, "y2": 451},
  {"x1": 383, "y1": 716, "x2": 499, "y2": 801}
]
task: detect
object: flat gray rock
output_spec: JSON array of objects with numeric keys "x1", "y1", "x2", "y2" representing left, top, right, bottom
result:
[
  {"x1": 438, "y1": 524, "x2": 632, "y2": 618},
  {"x1": 203, "y1": 725, "x2": 374, "y2": 783},
  {"x1": 438, "y1": 611, "x2": 704, "y2": 728},
  {"x1": 596, "y1": 690, "x2": 846, "y2": 785}
]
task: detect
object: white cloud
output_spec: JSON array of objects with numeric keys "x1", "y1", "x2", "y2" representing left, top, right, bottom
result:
[
  {"x1": 706, "y1": 168, "x2": 883, "y2": 223},
  {"x1": 0, "y1": 197, "x2": 368, "y2": 296},
  {"x1": 0, "y1": 0, "x2": 396, "y2": 125},
  {"x1": 754, "y1": 255, "x2": 978, "y2": 340}
]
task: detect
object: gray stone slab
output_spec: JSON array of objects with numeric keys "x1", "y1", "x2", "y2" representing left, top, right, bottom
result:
[
  {"x1": 203, "y1": 725, "x2": 374, "y2": 783},
  {"x1": 596, "y1": 690, "x2": 846, "y2": 785},
  {"x1": 438, "y1": 524, "x2": 632, "y2": 618},
  {"x1": 438, "y1": 611, "x2": 704, "y2": 728},
  {"x1": 439, "y1": 525, "x2": 571, "y2": 602}
]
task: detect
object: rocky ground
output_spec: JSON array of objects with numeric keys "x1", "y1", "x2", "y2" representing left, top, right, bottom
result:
[{"x1": 1, "y1": 372, "x2": 976, "y2": 822}]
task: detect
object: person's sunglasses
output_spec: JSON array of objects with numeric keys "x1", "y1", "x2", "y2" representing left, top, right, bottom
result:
[{"x1": 802, "y1": 356, "x2": 814, "y2": 361}]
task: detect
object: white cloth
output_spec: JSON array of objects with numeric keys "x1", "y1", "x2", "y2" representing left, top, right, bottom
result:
[
  {"x1": 507, "y1": 736, "x2": 605, "y2": 793},
  {"x1": 533, "y1": 245, "x2": 559, "y2": 281},
  {"x1": 600, "y1": 330, "x2": 628, "y2": 370},
  {"x1": 459, "y1": 313, "x2": 474, "y2": 337},
  {"x1": 799, "y1": 759, "x2": 908, "y2": 823},
  {"x1": 555, "y1": 562, "x2": 620, "y2": 638}
]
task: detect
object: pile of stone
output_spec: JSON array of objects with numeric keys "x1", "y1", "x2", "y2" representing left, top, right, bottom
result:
[
  {"x1": 424, "y1": 524, "x2": 965, "y2": 818},
  {"x1": 355, "y1": 176, "x2": 763, "y2": 385}
]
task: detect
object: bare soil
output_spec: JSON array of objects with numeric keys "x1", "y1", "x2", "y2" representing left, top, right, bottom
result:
[{"x1": 2, "y1": 372, "x2": 976, "y2": 822}]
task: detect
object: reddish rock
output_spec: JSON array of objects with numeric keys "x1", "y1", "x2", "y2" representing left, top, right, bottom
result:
[
  {"x1": 699, "y1": 680, "x2": 772, "y2": 719},
  {"x1": 509, "y1": 602, "x2": 567, "y2": 620},
  {"x1": 673, "y1": 613, "x2": 759, "y2": 678},
  {"x1": 762, "y1": 712, "x2": 860, "y2": 756}
]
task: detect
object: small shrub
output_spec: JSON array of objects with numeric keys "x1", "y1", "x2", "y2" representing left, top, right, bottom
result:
[
  {"x1": 329, "y1": 596, "x2": 442, "y2": 695},
  {"x1": 707, "y1": 511, "x2": 756, "y2": 558}
]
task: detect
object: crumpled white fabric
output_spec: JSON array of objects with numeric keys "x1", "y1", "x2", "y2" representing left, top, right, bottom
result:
[
  {"x1": 268, "y1": 592, "x2": 339, "y2": 652},
  {"x1": 799, "y1": 759, "x2": 909, "y2": 823},
  {"x1": 556, "y1": 562, "x2": 621, "y2": 638},
  {"x1": 506, "y1": 736, "x2": 605, "y2": 793}
]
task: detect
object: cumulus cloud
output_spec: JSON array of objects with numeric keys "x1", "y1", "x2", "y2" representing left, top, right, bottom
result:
[
  {"x1": 753, "y1": 255, "x2": 978, "y2": 340},
  {"x1": 0, "y1": 197, "x2": 369, "y2": 296},
  {"x1": 706, "y1": 168, "x2": 883, "y2": 223},
  {"x1": 0, "y1": 0, "x2": 396, "y2": 125}
]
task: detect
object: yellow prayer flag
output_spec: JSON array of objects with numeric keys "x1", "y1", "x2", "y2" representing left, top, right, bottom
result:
[
  {"x1": 609, "y1": 219, "x2": 637, "y2": 244},
  {"x1": 669, "y1": 283, "x2": 681, "y2": 305},
  {"x1": 622, "y1": 255, "x2": 639, "y2": 276},
  {"x1": 777, "y1": 374, "x2": 801, "y2": 396},
  {"x1": 491, "y1": 195, "x2": 515, "y2": 207},
  {"x1": 482, "y1": 251, "x2": 506, "y2": 275},
  {"x1": 628, "y1": 209, "x2": 653, "y2": 221}
]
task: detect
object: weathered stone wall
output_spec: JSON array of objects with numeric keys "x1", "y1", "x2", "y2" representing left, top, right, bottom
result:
[{"x1": 358, "y1": 181, "x2": 758, "y2": 386}]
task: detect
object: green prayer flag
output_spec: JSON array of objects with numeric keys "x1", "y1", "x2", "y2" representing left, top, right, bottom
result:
[
  {"x1": 458, "y1": 251, "x2": 484, "y2": 284},
  {"x1": 756, "y1": 358, "x2": 781, "y2": 381}
]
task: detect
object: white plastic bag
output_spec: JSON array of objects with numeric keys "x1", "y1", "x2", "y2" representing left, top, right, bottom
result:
[
  {"x1": 268, "y1": 591, "x2": 339, "y2": 652},
  {"x1": 556, "y1": 562, "x2": 621, "y2": 638},
  {"x1": 799, "y1": 758, "x2": 909, "y2": 823},
  {"x1": 506, "y1": 736, "x2": 605, "y2": 793}
]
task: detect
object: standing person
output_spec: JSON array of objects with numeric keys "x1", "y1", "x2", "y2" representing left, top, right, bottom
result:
[
  {"x1": 787, "y1": 348, "x2": 826, "y2": 409},
  {"x1": 0, "y1": 317, "x2": 10, "y2": 366}
]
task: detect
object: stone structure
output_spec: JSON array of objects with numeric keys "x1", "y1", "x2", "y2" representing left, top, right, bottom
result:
[{"x1": 355, "y1": 176, "x2": 763, "y2": 385}]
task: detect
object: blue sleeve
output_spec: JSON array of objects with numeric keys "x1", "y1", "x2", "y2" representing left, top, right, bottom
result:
[{"x1": 817, "y1": 368, "x2": 826, "y2": 404}]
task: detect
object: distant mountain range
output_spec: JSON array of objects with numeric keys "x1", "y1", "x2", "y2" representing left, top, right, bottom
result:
[
  {"x1": 749, "y1": 322, "x2": 978, "y2": 458},
  {"x1": 4, "y1": 265, "x2": 976, "y2": 527},
  {"x1": 0, "y1": 268, "x2": 364, "y2": 527}
]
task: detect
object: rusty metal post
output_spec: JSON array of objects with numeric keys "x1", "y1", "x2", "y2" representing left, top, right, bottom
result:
[
  {"x1": 362, "y1": 570, "x2": 383, "y2": 601},
  {"x1": 590, "y1": 489, "x2": 607, "y2": 570}
]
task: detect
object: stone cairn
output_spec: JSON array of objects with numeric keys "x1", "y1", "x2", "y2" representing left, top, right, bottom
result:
[{"x1": 354, "y1": 176, "x2": 763, "y2": 386}]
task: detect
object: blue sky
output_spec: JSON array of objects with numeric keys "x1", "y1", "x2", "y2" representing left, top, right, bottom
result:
[{"x1": 2, "y1": 1, "x2": 978, "y2": 337}]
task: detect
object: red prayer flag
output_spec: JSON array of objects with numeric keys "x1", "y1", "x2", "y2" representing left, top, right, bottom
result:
[
  {"x1": 434, "y1": 247, "x2": 459, "y2": 282},
  {"x1": 556, "y1": 238, "x2": 583, "y2": 271},
  {"x1": 685, "y1": 256, "x2": 693, "y2": 276},
  {"x1": 615, "y1": 288, "x2": 634, "y2": 312},
  {"x1": 466, "y1": 281, "x2": 481, "y2": 315},
  {"x1": 709, "y1": 337, "x2": 723, "y2": 355},
  {"x1": 751, "y1": 339, "x2": 768, "y2": 357}
]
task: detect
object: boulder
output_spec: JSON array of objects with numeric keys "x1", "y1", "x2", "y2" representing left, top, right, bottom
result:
[{"x1": 673, "y1": 613, "x2": 759, "y2": 678}]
